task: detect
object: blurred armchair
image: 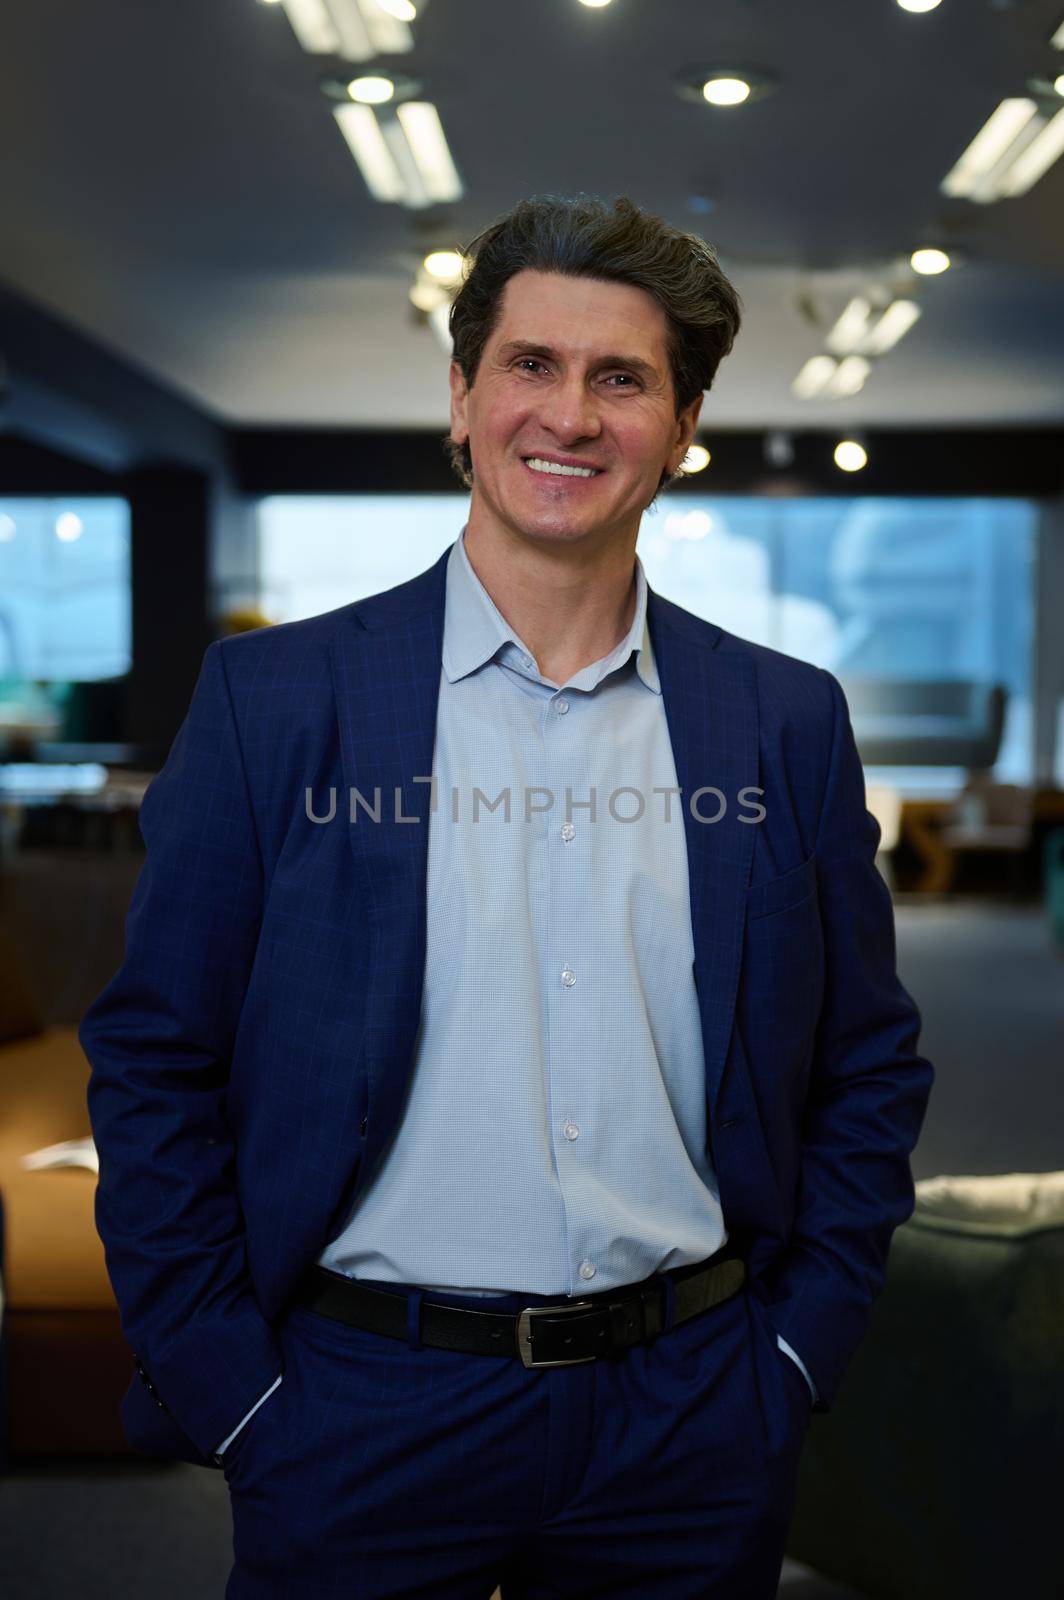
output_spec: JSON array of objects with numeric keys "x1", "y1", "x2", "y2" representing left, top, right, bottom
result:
[{"x1": 841, "y1": 679, "x2": 1006, "y2": 770}]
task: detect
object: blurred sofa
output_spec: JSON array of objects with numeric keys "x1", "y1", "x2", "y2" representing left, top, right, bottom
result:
[{"x1": 787, "y1": 1170, "x2": 1064, "y2": 1600}]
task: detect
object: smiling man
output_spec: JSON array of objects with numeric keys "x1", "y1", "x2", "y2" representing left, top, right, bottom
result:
[{"x1": 82, "y1": 195, "x2": 933, "y2": 1599}]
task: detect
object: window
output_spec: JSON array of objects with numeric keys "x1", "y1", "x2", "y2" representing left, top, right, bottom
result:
[
  {"x1": 0, "y1": 498, "x2": 131, "y2": 681},
  {"x1": 256, "y1": 494, "x2": 1036, "y2": 788}
]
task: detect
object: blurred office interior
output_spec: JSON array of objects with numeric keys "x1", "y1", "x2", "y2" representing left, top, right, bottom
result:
[{"x1": 1, "y1": 0, "x2": 1063, "y2": 1596}]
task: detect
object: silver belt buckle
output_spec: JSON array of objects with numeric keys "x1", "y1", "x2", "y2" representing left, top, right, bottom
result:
[{"x1": 517, "y1": 1300, "x2": 597, "y2": 1368}]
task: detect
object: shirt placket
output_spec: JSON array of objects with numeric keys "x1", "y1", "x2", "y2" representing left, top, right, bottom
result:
[{"x1": 538, "y1": 680, "x2": 605, "y2": 1296}]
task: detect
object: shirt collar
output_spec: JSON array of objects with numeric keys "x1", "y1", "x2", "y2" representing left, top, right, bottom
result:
[{"x1": 442, "y1": 525, "x2": 660, "y2": 694}]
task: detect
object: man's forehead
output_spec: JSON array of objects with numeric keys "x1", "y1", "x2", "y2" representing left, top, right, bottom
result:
[{"x1": 490, "y1": 271, "x2": 669, "y2": 367}]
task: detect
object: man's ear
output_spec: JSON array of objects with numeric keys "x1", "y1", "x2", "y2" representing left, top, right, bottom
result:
[
  {"x1": 667, "y1": 392, "x2": 704, "y2": 476},
  {"x1": 449, "y1": 360, "x2": 470, "y2": 446}
]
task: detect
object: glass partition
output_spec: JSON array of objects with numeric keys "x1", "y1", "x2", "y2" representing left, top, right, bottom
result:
[{"x1": 256, "y1": 494, "x2": 1036, "y2": 788}]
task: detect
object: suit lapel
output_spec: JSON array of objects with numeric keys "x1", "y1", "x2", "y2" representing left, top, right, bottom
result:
[
  {"x1": 330, "y1": 547, "x2": 449, "y2": 1157},
  {"x1": 647, "y1": 589, "x2": 759, "y2": 1113}
]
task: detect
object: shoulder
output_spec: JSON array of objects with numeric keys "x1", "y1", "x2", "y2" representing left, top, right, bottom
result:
[
  {"x1": 210, "y1": 602, "x2": 358, "y2": 699},
  {"x1": 651, "y1": 589, "x2": 837, "y2": 732}
]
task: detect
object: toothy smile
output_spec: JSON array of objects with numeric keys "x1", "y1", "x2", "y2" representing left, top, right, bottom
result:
[{"x1": 523, "y1": 457, "x2": 602, "y2": 478}]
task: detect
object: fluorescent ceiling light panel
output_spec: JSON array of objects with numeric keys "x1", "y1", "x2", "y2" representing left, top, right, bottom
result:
[
  {"x1": 825, "y1": 297, "x2": 874, "y2": 356},
  {"x1": 827, "y1": 355, "x2": 871, "y2": 397},
  {"x1": 281, "y1": 0, "x2": 412, "y2": 59},
  {"x1": 395, "y1": 101, "x2": 463, "y2": 202},
  {"x1": 940, "y1": 98, "x2": 1039, "y2": 199},
  {"x1": 360, "y1": 0, "x2": 414, "y2": 53},
  {"x1": 381, "y1": 116, "x2": 432, "y2": 206},
  {"x1": 1051, "y1": 16, "x2": 1064, "y2": 48},
  {"x1": 863, "y1": 299, "x2": 921, "y2": 355},
  {"x1": 333, "y1": 103, "x2": 404, "y2": 200},
  {"x1": 282, "y1": 0, "x2": 342, "y2": 53},
  {"x1": 995, "y1": 104, "x2": 1064, "y2": 196},
  {"x1": 335, "y1": 99, "x2": 462, "y2": 208},
  {"x1": 791, "y1": 355, "x2": 838, "y2": 398}
]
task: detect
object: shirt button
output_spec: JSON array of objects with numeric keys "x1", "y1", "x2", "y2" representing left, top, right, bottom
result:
[
  {"x1": 560, "y1": 968, "x2": 577, "y2": 987},
  {"x1": 523, "y1": 656, "x2": 534, "y2": 669},
  {"x1": 563, "y1": 1121, "x2": 580, "y2": 1140},
  {"x1": 561, "y1": 823, "x2": 576, "y2": 842},
  {"x1": 555, "y1": 699, "x2": 569, "y2": 715},
  {"x1": 579, "y1": 1261, "x2": 596, "y2": 1281}
]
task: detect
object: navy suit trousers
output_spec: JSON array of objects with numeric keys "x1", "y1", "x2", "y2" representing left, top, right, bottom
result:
[{"x1": 221, "y1": 1268, "x2": 812, "y2": 1599}]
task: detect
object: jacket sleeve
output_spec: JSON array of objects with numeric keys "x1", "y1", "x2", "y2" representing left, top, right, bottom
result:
[
  {"x1": 81, "y1": 639, "x2": 283, "y2": 1460},
  {"x1": 766, "y1": 668, "x2": 934, "y2": 1411}
]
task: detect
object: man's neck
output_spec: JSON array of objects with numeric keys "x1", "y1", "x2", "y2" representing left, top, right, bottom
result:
[{"x1": 461, "y1": 516, "x2": 639, "y2": 687}]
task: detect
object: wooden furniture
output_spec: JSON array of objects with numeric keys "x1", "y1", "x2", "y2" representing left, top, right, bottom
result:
[
  {"x1": 899, "y1": 796, "x2": 955, "y2": 894},
  {"x1": 0, "y1": 931, "x2": 133, "y2": 1458}
]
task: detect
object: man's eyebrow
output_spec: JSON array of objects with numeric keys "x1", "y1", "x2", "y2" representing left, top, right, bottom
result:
[{"x1": 497, "y1": 340, "x2": 661, "y2": 379}]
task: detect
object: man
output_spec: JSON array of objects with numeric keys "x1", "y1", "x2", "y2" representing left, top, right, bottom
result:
[{"x1": 81, "y1": 194, "x2": 934, "y2": 1599}]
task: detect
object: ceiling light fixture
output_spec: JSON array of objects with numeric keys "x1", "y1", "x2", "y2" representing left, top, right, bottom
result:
[
  {"x1": 275, "y1": 0, "x2": 416, "y2": 61},
  {"x1": 675, "y1": 65, "x2": 777, "y2": 108},
  {"x1": 395, "y1": 102, "x2": 462, "y2": 202},
  {"x1": 791, "y1": 355, "x2": 838, "y2": 399},
  {"x1": 1051, "y1": 16, "x2": 1064, "y2": 48},
  {"x1": 577, "y1": 0, "x2": 615, "y2": 8},
  {"x1": 896, "y1": 0, "x2": 941, "y2": 11},
  {"x1": 703, "y1": 76, "x2": 751, "y2": 106},
  {"x1": 410, "y1": 280, "x2": 447, "y2": 312},
  {"x1": 827, "y1": 355, "x2": 872, "y2": 398},
  {"x1": 994, "y1": 104, "x2": 1064, "y2": 196},
  {"x1": 861, "y1": 300, "x2": 921, "y2": 355},
  {"x1": 333, "y1": 103, "x2": 404, "y2": 200},
  {"x1": 681, "y1": 444, "x2": 712, "y2": 473},
  {"x1": 330, "y1": 81, "x2": 462, "y2": 206},
  {"x1": 376, "y1": 0, "x2": 417, "y2": 19},
  {"x1": 348, "y1": 74, "x2": 395, "y2": 103},
  {"x1": 423, "y1": 249, "x2": 463, "y2": 282},
  {"x1": 834, "y1": 440, "x2": 868, "y2": 473},
  {"x1": 1055, "y1": 73, "x2": 1064, "y2": 96},
  {"x1": 939, "y1": 97, "x2": 1054, "y2": 202},
  {"x1": 910, "y1": 246, "x2": 951, "y2": 274},
  {"x1": 825, "y1": 297, "x2": 874, "y2": 357}
]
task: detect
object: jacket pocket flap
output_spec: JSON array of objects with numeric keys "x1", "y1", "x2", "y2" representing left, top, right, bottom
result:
[{"x1": 746, "y1": 853, "x2": 817, "y2": 922}]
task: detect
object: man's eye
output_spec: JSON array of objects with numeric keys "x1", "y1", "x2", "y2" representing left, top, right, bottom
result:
[
  {"x1": 516, "y1": 358, "x2": 547, "y2": 374},
  {"x1": 604, "y1": 373, "x2": 637, "y2": 388}
]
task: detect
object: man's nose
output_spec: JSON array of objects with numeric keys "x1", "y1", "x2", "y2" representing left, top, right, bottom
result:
[{"x1": 537, "y1": 376, "x2": 602, "y2": 443}]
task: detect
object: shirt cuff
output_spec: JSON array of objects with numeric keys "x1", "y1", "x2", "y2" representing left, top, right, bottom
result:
[
  {"x1": 214, "y1": 1372, "x2": 283, "y2": 1457},
  {"x1": 776, "y1": 1334, "x2": 818, "y2": 1405}
]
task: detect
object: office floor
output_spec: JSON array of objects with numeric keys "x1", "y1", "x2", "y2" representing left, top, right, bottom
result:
[
  {"x1": 894, "y1": 898, "x2": 1064, "y2": 1178},
  {"x1": 2, "y1": 892, "x2": 1062, "y2": 1596}
]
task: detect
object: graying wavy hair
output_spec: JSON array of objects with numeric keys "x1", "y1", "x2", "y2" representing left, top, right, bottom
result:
[{"x1": 445, "y1": 193, "x2": 742, "y2": 497}]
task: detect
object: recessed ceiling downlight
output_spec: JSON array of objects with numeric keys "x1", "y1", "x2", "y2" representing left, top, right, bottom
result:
[
  {"x1": 674, "y1": 66, "x2": 777, "y2": 108},
  {"x1": 910, "y1": 247, "x2": 951, "y2": 275},
  {"x1": 834, "y1": 440, "x2": 868, "y2": 473},
  {"x1": 703, "y1": 76, "x2": 751, "y2": 106},
  {"x1": 348, "y1": 75, "x2": 395, "y2": 103}
]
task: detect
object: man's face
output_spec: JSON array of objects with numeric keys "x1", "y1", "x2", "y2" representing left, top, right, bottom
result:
[{"x1": 449, "y1": 269, "x2": 703, "y2": 552}]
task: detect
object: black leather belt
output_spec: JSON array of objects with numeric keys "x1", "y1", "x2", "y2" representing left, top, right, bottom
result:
[{"x1": 293, "y1": 1251, "x2": 746, "y2": 1369}]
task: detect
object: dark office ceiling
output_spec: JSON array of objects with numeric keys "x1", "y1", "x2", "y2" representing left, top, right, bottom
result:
[{"x1": 1, "y1": 0, "x2": 1063, "y2": 429}]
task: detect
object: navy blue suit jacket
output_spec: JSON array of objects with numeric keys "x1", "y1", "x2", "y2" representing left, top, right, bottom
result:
[{"x1": 80, "y1": 542, "x2": 933, "y2": 1468}]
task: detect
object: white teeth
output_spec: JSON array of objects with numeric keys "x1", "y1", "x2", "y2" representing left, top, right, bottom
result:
[{"x1": 525, "y1": 457, "x2": 599, "y2": 478}]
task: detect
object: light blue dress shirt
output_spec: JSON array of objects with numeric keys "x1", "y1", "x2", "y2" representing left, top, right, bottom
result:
[{"x1": 216, "y1": 528, "x2": 814, "y2": 1456}]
